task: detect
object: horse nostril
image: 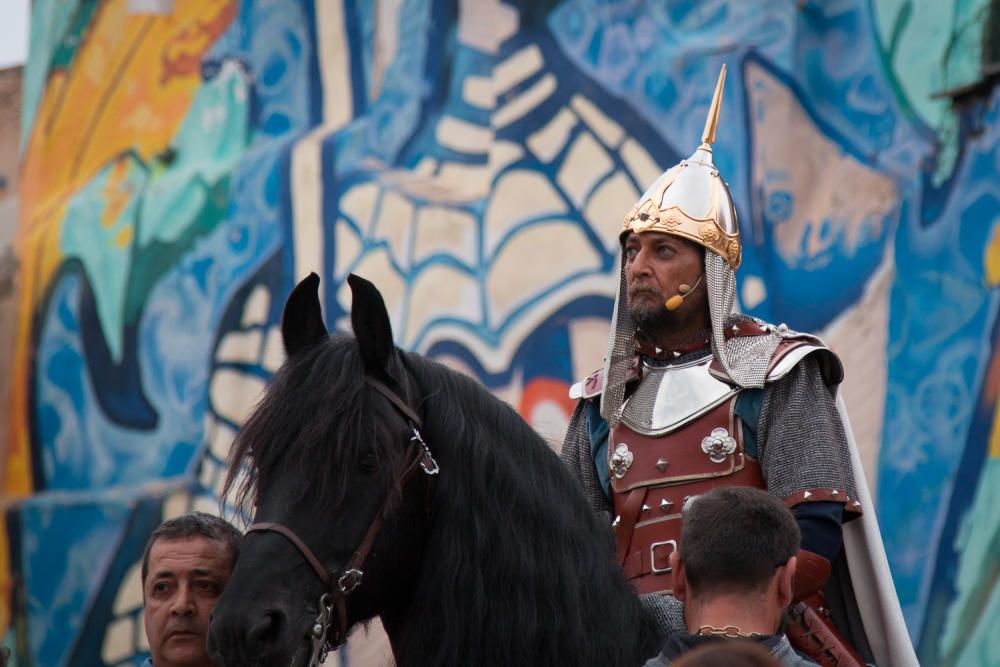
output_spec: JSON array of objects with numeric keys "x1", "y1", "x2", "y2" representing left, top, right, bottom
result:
[{"x1": 248, "y1": 609, "x2": 286, "y2": 649}]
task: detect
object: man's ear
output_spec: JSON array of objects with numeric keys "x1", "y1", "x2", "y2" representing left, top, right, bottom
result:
[
  {"x1": 778, "y1": 555, "x2": 798, "y2": 607},
  {"x1": 670, "y1": 551, "x2": 686, "y2": 602}
]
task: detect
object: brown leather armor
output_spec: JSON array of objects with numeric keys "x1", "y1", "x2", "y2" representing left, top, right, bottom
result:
[
  {"x1": 610, "y1": 395, "x2": 764, "y2": 595},
  {"x1": 595, "y1": 330, "x2": 857, "y2": 596}
]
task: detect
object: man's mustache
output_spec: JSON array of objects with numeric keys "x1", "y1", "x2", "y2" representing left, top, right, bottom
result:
[
  {"x1": 165, "y1": 619, "x2": 203, "y2": 638},
  {"x1": 628, "y1": 282, "x2": 661, "y2": 297}
]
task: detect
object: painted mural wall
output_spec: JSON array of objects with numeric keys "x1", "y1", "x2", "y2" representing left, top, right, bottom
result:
[{"x1": 3, "y1": 0, "x2": 999, "y2": 665}]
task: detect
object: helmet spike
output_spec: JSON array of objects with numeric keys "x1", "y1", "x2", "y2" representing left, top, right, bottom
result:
[{"x1": 700, "y1": 64, "x2": 727, "y2": 147}]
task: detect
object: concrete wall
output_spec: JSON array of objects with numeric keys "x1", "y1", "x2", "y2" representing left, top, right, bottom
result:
[{"x1": 2, "y1": 1, "x2": 999, "y2": 665}]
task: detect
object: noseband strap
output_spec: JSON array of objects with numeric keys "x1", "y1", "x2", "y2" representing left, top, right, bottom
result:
[
  {"x1": 245, "y1": 371, "x2": 437, "y2": 665},
  {"x1": 247, "y1": 521, "x2": 332, "y2": 588}
]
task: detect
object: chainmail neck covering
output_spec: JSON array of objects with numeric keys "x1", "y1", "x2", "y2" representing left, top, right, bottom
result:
[{"x1": 600, "y1": 251, "x2": 780, "y2": 427}]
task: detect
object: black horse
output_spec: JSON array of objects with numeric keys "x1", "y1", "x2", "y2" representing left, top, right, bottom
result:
[{"x1": 207, "y1": 273, "x2": 661, "y2": 666}]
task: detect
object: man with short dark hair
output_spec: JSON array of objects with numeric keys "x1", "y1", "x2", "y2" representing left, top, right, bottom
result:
[
  {"x1": 140, "y1": 511, "x2": 241, "y2": 667},
  {"x1": 644, "y1": 488, "x2": 812, "y2": 666}
]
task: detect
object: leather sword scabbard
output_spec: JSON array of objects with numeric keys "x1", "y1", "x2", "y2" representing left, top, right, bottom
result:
[
  {"x1": 793, "y1": 549, "x2": 832, "y2": 602},
  {"x1": 786, "y1": 598, "x2": 867, "y2": 667}
]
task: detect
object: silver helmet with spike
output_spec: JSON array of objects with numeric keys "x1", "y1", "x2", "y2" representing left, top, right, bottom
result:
[{"x1": 600, "y1": 65, "x2": 780, "y2": 425}]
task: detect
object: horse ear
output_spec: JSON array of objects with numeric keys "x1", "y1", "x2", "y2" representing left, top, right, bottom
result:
[
  {"x1": 281, "y1": 273, "x2": 328, "y2": 357},
  {"x1": 347, "y1": 273, "x2": 395, "y2": 372}
]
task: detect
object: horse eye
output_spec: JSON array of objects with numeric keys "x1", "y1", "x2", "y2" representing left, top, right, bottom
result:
[{"x1": 359, "y1": 451, "x2": 377, "y2": 474}]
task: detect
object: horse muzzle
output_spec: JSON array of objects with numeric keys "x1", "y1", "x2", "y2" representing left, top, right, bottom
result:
[{"x1": 208, "y1": 598, "x2": 315, "y2": 667}]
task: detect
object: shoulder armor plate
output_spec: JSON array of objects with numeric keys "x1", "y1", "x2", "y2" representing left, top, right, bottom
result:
[
  {"x1": 569, "y1": 359, "x2": 642, "y2": 400},
  {"x1": 570, "y1": 367, "x2": 605, "y2": 400},
  {"x1": 766, "y1": 337, "x2": 844, "y2": 385},
  {"x1": 707, "y1": 325, "x2": 844, "y2": 387}
]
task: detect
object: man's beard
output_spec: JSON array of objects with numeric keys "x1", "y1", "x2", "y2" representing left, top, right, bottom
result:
[{"x1": 627, "y1": 285, "x2": 679, "y2": 335}]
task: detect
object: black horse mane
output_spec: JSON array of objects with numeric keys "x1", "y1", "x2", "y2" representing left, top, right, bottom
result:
[{"x1": 225, "y1": 334, "x2": 660, "y2": 666}]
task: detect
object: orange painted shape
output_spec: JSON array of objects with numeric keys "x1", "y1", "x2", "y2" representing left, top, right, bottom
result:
[
  {"x1": 985, "y1": 219, "x2": 1000, "y2": 287},
  {"x1": 519, "y1": 378, "x2": 576, "y2": 421},
  {"x1": 10, "y1": 0, "x2": 240, "y2": 496}
]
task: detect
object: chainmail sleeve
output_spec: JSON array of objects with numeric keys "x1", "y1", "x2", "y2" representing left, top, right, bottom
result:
[
  {"x1": 757, "y1": 354, "x2": 859, "y2": 502},
  {"x1": 561, "y1": 399, "x2": 614, "y2": 518}
]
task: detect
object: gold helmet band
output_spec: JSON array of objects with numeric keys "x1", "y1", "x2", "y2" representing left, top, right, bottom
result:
[{"x1": 620, "y1": 65, "x2": 741, "y2": 269}]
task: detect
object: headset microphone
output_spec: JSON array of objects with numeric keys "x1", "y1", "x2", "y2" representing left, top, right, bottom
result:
[{"x1": 665, "y1": 274, "x2": 704, "y2": 311}]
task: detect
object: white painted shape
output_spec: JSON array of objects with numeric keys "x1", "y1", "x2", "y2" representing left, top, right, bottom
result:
[
  {"x1": 102, "y1": 616, "x2": 134, "y2": 664},
  {"x1": 413, "y1": 205, "x2": 478, "y2": 266},
  {"x1": 334, "y1": 216, "x2": 364, "y2": 277},
  {"x1": 571, "y1": 94, "x2": 624, "y2": 147},
  {"x1": 416, "y1": 272, "x2": 615, "y2": 373},
  {"x1": 526, "y1": 107, "x2": 577, "y2": 163},
  {"x1": 316, "y1": 0, "x2": 353, "y2": 128},
  {"x1": 413, "y1": 157, "x2": 438, "y2": 175},
  {"x1": 492, "y1": 73, "x2": 557, "y2": 128},
  {"x1": 192, "y1": 496, "x2": 220, "y2": 516},
  {"x1": 489, "y1": 140, "x2": 525, "y2": 173},
  {"x1": 583, "y1": 171, "x2": 640, "y2": 251},
  {"x1": 240, "y1": 285, "x2": 271, "y2": 327},
  {"x1": 741, "y1": 275, "x2": 767, "y2": 309},
  {"x1": 493, "y1": 44, "x2": 543, "y2": 93},
  {"x1": 199, "y1": 457, "x2": 217, "y2": 492},
  {"x1": 112, "y1": 562, "x2": 143, "y2": 615},
  {"x1": 370, "y1": 0, "x2": 403, "y2": 100},
  {"x1": 208, "y1": 421, "x2": 236, "y2": 461},
  {"x1": 487, "y1": 220, "x2": 602, "y2": 324},
  {"x1": 211, "y1": 369, "x2": 267, "y2": 427},
  {"x1": 425, "y1": 162, "x2": 492, "y2": 202},
  {"x1": 215, "y1": 330, "x2": 263, "y2": 365},
  {"x1": 621, "y1": 138, "x2": 664, "y2": 190},
  {"x1": 530, "y1": 400, "x2": 571, "y2": 452},
  {"x1": 0, "y1": 0, "x2": 28, "y2": 69},
  {"x1": 162, "y1": 493, "x2": 190, "y2": 521},
  {"x1": 557, "y1": 131, "x2": 615, "y2": 208},
  {"x1": 484, "y1": 170, "x2": 567, "y2": 254},
  {"x1": 261, "y1": 326, "x2": 286, "y2": 373},
  {"x1": 746, "y1": 61, "x2": 897, "y2": 265},
  {"x1": 291, "y1": 126, "x2": 328, "y2": 288},
  {"x1": 457, "y1": 0, "x2": 519, "y2": 54},
  {"x1": 436, "y1": 115, "x2": 493, "y2": 154},
  {"x1": 374, "y1": 189, "x2": 415, "y2": 269},
  {"x1": 340, "y1": 183, "x2": 381, "y2": 234},
  {"x1": 405, "y1": 264, "x2": 481, "y2": 345},
  {"x1": 568, "y1": 317, "x2": 612, "y2": 381},
  {"x1": 463, "y1": 75, "x2": 495, "y2": 109}
]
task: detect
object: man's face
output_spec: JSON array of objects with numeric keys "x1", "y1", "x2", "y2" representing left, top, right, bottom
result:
[
  {"x1": 623, "y1": 231, "x2": 706, "y2": 333},
  {"x1": 143, "y1": 537, "x2": 233, "y2": 667}
]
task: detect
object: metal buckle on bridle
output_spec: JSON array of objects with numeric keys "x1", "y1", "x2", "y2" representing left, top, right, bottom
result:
[
  {"x1": 337, "y1": 568, "x2": 364, "y2": 594},
  {"x1": 307, "y1": 593, "x2": 334, "y2": 666},
  {"x1": 412, "y1": 428, "x2": 439, "y2": 475}
]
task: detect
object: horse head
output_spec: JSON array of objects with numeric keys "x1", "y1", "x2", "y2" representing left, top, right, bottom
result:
[
  {"x1": 208, "y1": 273, "x2": 661, "y2": 666},
  {"x1": 208, "y1": 273, "x2": 437, "y2": 665}
]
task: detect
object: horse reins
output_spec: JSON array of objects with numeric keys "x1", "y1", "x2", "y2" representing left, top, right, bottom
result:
[{"x1": 245, "y1": 374, "x2": 439, "y2": 666}]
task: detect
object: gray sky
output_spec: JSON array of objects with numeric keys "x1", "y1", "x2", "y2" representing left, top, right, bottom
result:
[{"x1": 0, "y1": 0, "x2": 30, "y2": 69}]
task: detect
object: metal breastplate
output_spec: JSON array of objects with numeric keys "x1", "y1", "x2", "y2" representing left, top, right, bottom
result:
[{"x1": 608, "y1": 357, "x2": 765, "y2": 596}]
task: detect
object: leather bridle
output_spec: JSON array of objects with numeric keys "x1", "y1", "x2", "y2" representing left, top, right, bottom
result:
[{"x1": 245, "y1": 374, "x2": 439, "y2": 665}]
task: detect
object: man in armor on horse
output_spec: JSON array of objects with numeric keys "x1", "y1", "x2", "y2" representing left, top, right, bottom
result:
[{"x1": 560, "y1": 65, "x2": 917, "y2": 667}]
